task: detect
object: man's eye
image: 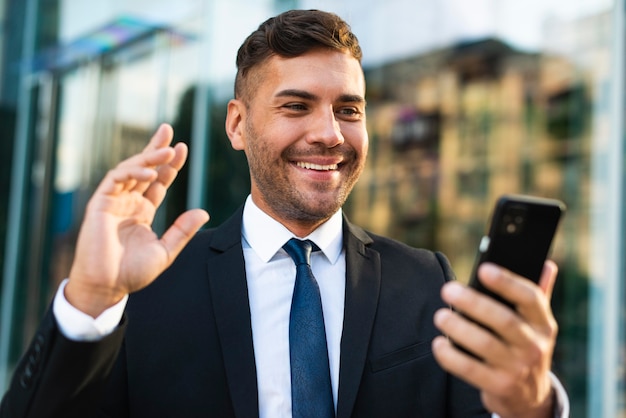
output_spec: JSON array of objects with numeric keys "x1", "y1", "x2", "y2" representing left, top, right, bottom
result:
[
  {"x1": 284, "y1": 103, "x2": 307, "y2": 111},
  {"x1": 337, "y1": 108, "x2": 362, "y2": 118}
]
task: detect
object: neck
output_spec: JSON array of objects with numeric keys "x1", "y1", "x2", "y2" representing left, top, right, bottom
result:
[{"x1": 248, "y1": 195, "x2": 336, "y2": 238}]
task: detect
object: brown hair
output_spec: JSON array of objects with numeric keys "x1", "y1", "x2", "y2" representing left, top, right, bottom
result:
[{"x1": 234, "y1": 9, "x2": 362, "y2": 100}]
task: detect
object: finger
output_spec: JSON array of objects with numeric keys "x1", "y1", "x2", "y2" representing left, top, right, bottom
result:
[
  {"x1": 432, "y1": 335, "x2": 518, "y2": 395},
  {"x1": 95, "y1": 166, "x2": 158, "y2": 196},
  {"x1": 143, "y1": 123, "x2": 174, "y2": 152},
  {"x1": 469, "y1": 266, "x2": 558, "y2": 347},
  {"x1": 477, "y1": 264, "x2": 553, "y2": 326},
  {"x1": 116, "y1": 147, "x2": 175, "y2": 172},
  {"x1": 167, "y1": 142, "x2": 189, "y2": 172},
  {"x1": 112, "y1": 146, "x2": 176, "y2": 196},
  {"x1": 440, "y1": 281, "x2": 538, "y2": 350},
  {"x1": 112, "y1": 125, "x2": 179, "y2": 190},
  {"x1": 143, "y1": 142, "x2": 188, "y2": 207},
  {"x1": 477, "y1": 263, "x2": 540, "y2": 306},
  {"x1": 159, "y1": 209, "x2": 210, "y2": 266},
  {"x1": 441, "y1": 281, "x2": 519, "y2": 326},
  {"x1": 433, "y1": 308, "x2": 509, "y2": 362}
]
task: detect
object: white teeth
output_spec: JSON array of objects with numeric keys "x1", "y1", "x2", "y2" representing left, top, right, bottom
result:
[{"x1": 296, "y1": 161, "x2": 338, "y2": 171}]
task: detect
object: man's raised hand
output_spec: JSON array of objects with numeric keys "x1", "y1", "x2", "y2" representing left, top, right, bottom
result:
[{"x1": 65, "y1": 124, "x2": 209, "y2": 318}]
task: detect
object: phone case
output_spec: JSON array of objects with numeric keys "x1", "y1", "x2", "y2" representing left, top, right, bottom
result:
[{"x1": 468, "y1": 194, "x2": 566, "y2": 307}]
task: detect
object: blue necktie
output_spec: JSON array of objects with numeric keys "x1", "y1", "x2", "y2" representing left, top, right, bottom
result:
[{"x1": 283, "y1": 238, "x2": 335, "y2": 418}]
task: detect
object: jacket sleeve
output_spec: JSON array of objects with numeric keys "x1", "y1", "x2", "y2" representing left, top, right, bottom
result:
[
  {"x1": 434, "y1": 251, "x2": 491, "y2": 417},
  {"x1": 0, "y1": 308, "x2": 126, "y2": 418}
]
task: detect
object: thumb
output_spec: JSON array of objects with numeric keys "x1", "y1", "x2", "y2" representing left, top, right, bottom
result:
[
  {"x1": 538, "y1": 259, "x2": 558, "y2": 301},
  {"x1": 160, "y1": 209, "x2": 210, "y2": 265}
]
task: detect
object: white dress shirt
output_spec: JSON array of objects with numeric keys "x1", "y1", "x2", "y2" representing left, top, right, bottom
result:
[
  {"x1": 241, "y1": 195, "x2": 345, "y2": 417},
  {"x1": 52, "y1": 195, "x2": 569, "y2": 417}
]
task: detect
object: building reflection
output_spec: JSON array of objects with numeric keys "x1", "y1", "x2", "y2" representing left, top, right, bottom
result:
[{"x1": 345, "y1": 13, "x2": 613, "y2": 413}]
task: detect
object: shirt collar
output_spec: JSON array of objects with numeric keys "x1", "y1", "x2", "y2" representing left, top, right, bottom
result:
[{"x1": 241, "y1": 195, "x2": 344, "y2": 264}]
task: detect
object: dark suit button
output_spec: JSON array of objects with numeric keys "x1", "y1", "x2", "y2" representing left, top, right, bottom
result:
[
  {"x1": 30, "y1": 334, "x2": 44, "y2": 364},
  {"x1": 20, "y1": 365, "x2": 33, "y2": 389},
  {"x1": 33, "y1": 334, "x2": 44, "y2": 351},
  {"x1": 19, "y1": 334, "x2": 44, "y2": 389}
]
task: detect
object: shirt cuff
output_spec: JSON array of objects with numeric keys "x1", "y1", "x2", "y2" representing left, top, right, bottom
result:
[
  {"x1": 548, "y1": 371, "x2": 570, "y2": 418},
  {"x1": 52, "y1": 278, "x2": 128, "y2": 341},
  {"x1": 491, "y1": 372, "x2": 569, "y2": 418}
]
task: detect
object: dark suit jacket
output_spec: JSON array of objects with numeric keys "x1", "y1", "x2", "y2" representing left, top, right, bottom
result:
[{"x1": 1, "y1": 207, "x2": 488, "y2": 417}]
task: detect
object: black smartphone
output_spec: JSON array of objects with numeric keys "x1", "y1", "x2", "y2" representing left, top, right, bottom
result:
[{"x1": 467, "y1": 194, "x2": 566, "y2": 308}]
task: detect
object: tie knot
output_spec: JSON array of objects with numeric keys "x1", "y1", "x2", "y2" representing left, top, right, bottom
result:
[{"x1": 283, "y1": 238, "x2": 316, "y2": 266}]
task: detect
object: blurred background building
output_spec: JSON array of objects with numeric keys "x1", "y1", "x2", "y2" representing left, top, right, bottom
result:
[{"x1": 0, "y1": 0, "x2": 624, "y2": 416}]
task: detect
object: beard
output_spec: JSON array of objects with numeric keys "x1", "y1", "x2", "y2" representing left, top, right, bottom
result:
[{"x1": 243, "y1": 117, "x2": 365, "y2": 226}]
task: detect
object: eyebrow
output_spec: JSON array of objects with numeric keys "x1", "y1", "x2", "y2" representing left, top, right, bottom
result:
[{"x1": 275, "y1": 89, "x2": 366, "y2": 104}]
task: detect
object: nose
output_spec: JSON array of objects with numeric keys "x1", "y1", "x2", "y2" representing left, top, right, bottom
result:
[{"x1": 306, "y1": 107, "x2": 344, "y2": 148}]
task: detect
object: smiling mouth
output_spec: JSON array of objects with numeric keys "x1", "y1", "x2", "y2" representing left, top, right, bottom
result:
[{"x1": 296, "y1": 161, "x2": 339, "y2": 171}]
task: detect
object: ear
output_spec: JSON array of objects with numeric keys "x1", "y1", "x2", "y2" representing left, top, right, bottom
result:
[{"x1": 225, "y1": 99, "x2": 246, "y2": 150}]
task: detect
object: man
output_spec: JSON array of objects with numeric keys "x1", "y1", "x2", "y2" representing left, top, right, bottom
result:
[{"x1": 1, "y1": 9, "x2": 567, "y2": 418}]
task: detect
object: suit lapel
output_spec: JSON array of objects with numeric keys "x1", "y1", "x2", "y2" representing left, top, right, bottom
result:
[
  {"x1": 203, "y1": 210, "x2": 381, "y2": 418},
  {"x1": 336, "y1": 219, "x2": 381, "y2": 418},
  {"x1": 206, "y1": 207, "x2": 259, "y2": 418}
]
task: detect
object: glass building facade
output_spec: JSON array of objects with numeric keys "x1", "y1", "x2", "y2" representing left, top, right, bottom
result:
[{"x1": 0, "y1": 0, "x2": 624, "y2": 416}]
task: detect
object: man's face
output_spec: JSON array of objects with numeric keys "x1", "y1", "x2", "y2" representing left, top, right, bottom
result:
[{"x1": 228, "y1": 48, "x2": 368, "y2": 235}]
